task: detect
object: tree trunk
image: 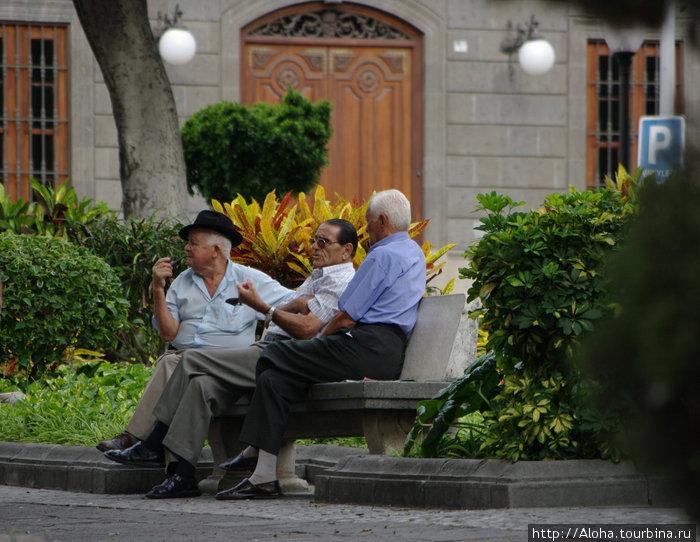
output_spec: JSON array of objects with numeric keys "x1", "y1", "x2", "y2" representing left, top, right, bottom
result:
[{"x1": 72, "y1": 0, "x2": 187, "y2": 219}]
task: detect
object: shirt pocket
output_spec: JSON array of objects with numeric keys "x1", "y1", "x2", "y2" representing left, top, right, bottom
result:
[{"x1": 214, "y1": 303, "x2": 253, "y2": 335}]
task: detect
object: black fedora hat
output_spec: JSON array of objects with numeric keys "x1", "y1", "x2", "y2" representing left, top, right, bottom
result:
[{"x1": 179, "y1": 210, "x2": 243, "y2": 246}]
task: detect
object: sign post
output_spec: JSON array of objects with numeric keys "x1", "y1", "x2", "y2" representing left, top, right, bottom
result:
[{"x1": 637, "y1": 116, "x2": 685, "y2": 182}]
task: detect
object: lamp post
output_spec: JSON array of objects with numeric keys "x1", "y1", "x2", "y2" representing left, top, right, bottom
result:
[
  {"x1": 604, "y1": 23, "x2": 644, "y2": 172},
  {"x1": 500, "y1": 15, "x2": 555, "y2": 78},
  {"x1": 155, "y1": 4, "x2": 197, "y2": 66}
]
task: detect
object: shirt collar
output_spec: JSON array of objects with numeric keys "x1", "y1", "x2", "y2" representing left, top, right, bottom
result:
[{"x1": 368, "y1": 231, "x2": 410, "y2": 252}]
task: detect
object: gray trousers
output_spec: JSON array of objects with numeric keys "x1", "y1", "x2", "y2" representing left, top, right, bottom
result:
[{"x1": 152, "y1": 343, "x2": 271, "y2": 466}]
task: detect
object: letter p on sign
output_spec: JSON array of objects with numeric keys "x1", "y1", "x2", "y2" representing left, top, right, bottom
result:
[{"x1": 648, "y1": 125, "x2": 671, "y2": 164}]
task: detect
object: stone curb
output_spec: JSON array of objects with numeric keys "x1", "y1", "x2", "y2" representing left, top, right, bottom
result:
[
  {"x1": 0, "y1": 441, "x2": 677, "y2": 509},
  {"x1": 312, "y1": 455, "x2": 678, "y2": 509},
  {"x1": 0, "y1": 441, "x2": 213, "y2": 494}
]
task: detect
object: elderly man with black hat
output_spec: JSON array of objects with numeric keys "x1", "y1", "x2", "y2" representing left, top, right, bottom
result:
[{"x1": 97, "y1": 210, "x2": 293, "y2": 452}]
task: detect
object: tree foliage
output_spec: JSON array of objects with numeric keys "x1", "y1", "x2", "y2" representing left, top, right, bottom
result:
[{"x1": 182, "y1": 89, "x2": 332, "y2": 204}]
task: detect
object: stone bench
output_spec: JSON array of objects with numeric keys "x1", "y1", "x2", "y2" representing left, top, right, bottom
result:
[{"x1": 200, "y1": 292, "x2": 470, "y2": 494}]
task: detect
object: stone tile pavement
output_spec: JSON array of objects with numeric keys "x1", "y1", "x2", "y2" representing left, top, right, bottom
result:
[{"x1": 0, "y1": 485, "x2": 697, "y2": 542}]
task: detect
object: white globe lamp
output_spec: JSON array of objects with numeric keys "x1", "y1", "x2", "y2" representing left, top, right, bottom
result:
[
  {"x1": 158, "y1": 27, "x2": 196, "y2": 65},
  {"x1": 518, "y1": 38, "x2": 555, "y2": 75}
]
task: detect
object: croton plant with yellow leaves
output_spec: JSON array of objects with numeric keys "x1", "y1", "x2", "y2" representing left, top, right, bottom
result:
[{"x1": 212, "y1": 185, "x2": 455, "y2": 294}]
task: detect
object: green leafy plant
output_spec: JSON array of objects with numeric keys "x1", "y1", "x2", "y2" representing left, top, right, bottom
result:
[
  {"x1": 182, "y1": 88, "x2": 332, "y2": 204},
  {"x1": 0, "y1": 360, "x2": 153, "y2": 445},
  {"x1": 403, "y1": 352, "x2": 499, "y2": 457},
  {"x1": 462, "y1": 170, "x2": 640, "y2": 372},
  {"x1": 0, "y1": 233, "x2": 129, "y2": 380},
  {"x1": 0, "y1": 179, "x2": 113, "y2": 240},
  {"x1": 0, "y1": 178, "x2": 185, "y2": 363},
  {"x1": 576, "y1": 170, "x2": 700, "y2": 519}
]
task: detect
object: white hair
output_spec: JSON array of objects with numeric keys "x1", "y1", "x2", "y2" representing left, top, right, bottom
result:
[
  {"x1": 367, "y1": 189, "x2": 411, "y2": 231},
  {"x1": 204, "y1": 231, "x2": 232, "y2": 257}
]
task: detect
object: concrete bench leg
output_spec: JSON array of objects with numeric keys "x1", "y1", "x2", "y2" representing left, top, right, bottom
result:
[
  {"x1": 362, "y1": 411, "x2": 416, "y2": 455},
  {"x1": 200, "y1": 419, "x2": 309, "y2": 494},
  {"x1": 199, "y1": 417, "x2": 245, "y2": 494}
]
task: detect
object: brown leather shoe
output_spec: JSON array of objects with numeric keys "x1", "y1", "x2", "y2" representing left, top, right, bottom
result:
[{"x1": 96, "y1": 432, "x2": 138, "y2": 452}]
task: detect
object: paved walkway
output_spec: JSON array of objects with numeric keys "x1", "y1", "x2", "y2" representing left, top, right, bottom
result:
[{"x1": 0, "y1": 485, "x2": 696, "y2": 542}]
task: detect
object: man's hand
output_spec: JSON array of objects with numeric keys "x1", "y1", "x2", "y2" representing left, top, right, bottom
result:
[
  {"x1": 237, "y1": 278, "x2": 266, "y2": 313},
  {"x1": 151, "y1": 257, "x2": 179, "y2": 342},
  {"x1": 152, "y1": 257, "x2": 176, "y2": 290}
]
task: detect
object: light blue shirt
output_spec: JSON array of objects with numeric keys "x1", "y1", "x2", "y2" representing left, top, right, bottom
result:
[
  {"x1": 338, "y1": 232, "x2": 426, "y2": 338},
  {"x1": 162, "y1": 260, "x2": 293, "y2": 349}
]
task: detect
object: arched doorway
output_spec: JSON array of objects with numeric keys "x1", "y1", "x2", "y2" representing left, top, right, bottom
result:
[{"x1": 241, "y1": 2, "x2": 423, "y2": 218}]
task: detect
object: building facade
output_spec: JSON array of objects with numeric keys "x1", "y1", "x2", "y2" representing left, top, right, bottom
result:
[{"x1": 2, "y1": 0, "x2": 698, "y2": 267}]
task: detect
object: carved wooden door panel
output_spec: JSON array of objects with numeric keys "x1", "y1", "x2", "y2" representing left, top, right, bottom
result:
[{"x1": 241, "y1": 4, "x2": 422, "y2": 216}]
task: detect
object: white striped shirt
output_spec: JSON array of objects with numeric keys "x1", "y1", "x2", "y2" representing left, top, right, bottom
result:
[{"x1": 267, "y1": 262, "x2": 355, "y2": 338}]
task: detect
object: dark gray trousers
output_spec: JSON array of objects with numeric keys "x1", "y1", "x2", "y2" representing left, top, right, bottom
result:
[{"x1": 239, "y1": 324, "x2": 407, "y2": 455}]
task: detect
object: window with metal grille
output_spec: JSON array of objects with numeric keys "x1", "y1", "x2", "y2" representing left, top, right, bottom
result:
[
  {"x1": 586, "y1": 40, "x2": 683, "y2": 189},
  {"x1": 0, "y1": 22, "x2": 69, "y2": 202}
]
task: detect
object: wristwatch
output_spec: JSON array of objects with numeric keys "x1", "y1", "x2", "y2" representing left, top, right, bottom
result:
[{"x1": 264, "y1": 305, "x2": 276, "y2": 326}]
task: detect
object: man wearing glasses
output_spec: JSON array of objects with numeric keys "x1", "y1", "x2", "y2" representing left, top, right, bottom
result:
[
  {"x1": 217, "y1": 189, "x2": 426, "y2": 500},
  {"x1": 104, "y1": 219, "x2": 358, "y2": 499}
]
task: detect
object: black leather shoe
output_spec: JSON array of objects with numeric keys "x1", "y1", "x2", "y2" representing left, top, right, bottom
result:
[
  {"x1": 218, "y1": 452, "x2": 257, "y2": 472},
  {"x1": 215, "y1": 478, "x2": 281, "y2": 500},
  {"x1": 146, "y1": 474, "x2": 201, "y2": 499},
  {"x1": 96, "y1": 432, "x2": 138, "y2": 452},
  {"x1": 103, "y1": 442, "x2": 164, "y2": 467}
]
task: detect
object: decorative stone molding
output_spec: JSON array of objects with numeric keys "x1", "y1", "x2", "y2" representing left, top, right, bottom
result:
[{"x1": 247, "y1": 8, "x2": 413, "y2": 40}]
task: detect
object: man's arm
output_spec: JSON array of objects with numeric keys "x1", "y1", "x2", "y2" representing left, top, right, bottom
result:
[
  {"x1": 151, "y1": 257, "x2": 179, "y2": 342},
  {"x1": 320, "y1": 310, "x2": 356, "y2": 336},
  {"x1": 237, "y1": 279, "x2": 323, "y2": 340}
]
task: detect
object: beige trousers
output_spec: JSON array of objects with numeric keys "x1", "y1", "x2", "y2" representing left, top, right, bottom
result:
[{"x1": 125, "y1": 350, "x2": 183, "y2": 440}]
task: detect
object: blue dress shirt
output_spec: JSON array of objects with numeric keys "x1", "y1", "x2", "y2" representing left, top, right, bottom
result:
[{"x1": 338, "y1": 232, "x2": 426, "y2": 338}]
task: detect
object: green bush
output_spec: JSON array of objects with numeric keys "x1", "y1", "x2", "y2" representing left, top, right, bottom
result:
[
  {"x1": 462, "y1": 183, "x2": 638, "y2": 371},
  {"x1": 0, "y1": 233, "x2": 129, "y2": 379},
  {"x1": 405, "y1": 172, "x2": 642, "y2": 460},
  {"x1": 182, "y1": 88, "x2": 332, "y2": 203},
  {"x1": 1, "y1": 180, "x2": 187, "y2": 363}
]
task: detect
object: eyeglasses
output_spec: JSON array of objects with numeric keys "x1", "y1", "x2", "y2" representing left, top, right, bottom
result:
[{"x1": 311, "y1": 236, "x2": 340, "y2": 249}]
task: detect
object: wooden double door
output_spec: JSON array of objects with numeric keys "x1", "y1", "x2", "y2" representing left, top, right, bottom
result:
[{"x1": 241, "y1": 4, "x2": 423, "y2": 216}]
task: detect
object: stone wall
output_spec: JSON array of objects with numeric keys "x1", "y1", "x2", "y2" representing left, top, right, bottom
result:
[{"x1": 3, "y1": 0, "x2": 698, "y2": 248}]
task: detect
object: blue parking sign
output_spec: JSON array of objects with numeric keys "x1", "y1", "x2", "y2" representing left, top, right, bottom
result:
[{"x1": 637, "y1": 116, "x2": 685, "y2": 181}]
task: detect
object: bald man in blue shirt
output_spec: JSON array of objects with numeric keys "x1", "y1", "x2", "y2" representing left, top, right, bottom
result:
[{"x1": 216, "y1": 189, "x2": 426, "y2": 500}]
